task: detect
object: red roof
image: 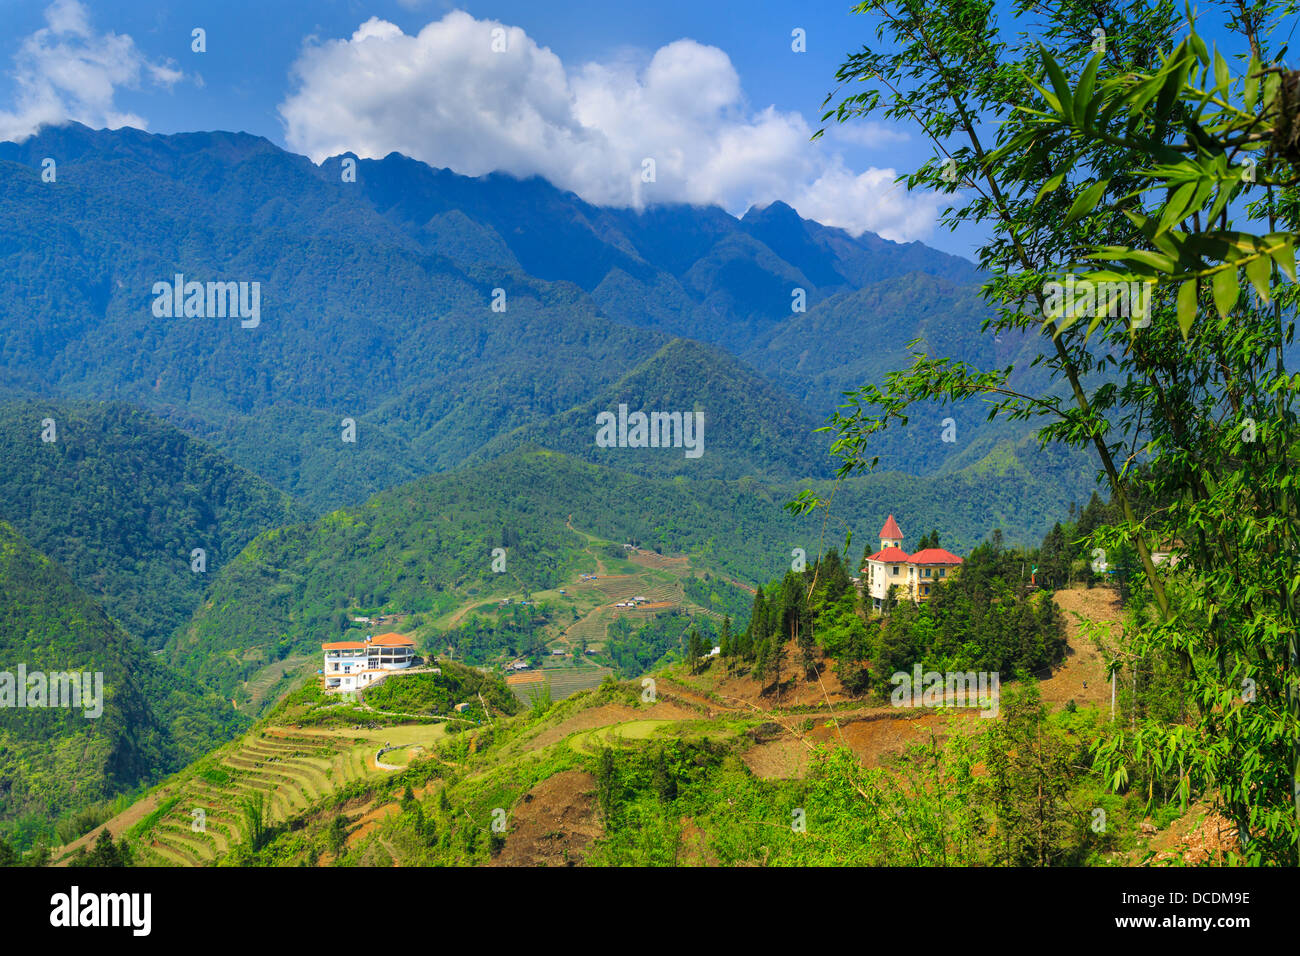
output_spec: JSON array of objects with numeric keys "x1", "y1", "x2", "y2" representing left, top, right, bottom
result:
[
  {"x1": 879, "y1": 514, "x2": 903, "y2": 540},
  {"x1": 909, "y1": 548, "x2": 964, "y2": 565},
  {"x1": 322, "y1": 641, "x2": 367, "y2": 650},
  {"x1": 370, "y1": 633, "x2": 415, "y2": 647},
  {"x1": 866, "y1": 546, "x2": 911, "y2": 563}
]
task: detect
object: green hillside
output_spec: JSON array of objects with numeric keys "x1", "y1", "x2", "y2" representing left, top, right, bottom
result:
[
  {"x1": 0, "y1": 521, "x2": 245, "y2": 844},
  {"x1": 475, "y1": 338, "x2": 834, "y2": 481},
  {"x1": 168, "y1": 444, "x2": 1099, "y2": 709},
  {"x1": 0, "y1": 399, "x2": 305, "y2": 647}
]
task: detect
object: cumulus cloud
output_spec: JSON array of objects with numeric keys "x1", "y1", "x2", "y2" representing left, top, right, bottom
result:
[
  {"x1": 791, "y1": 163, "x2": 949, "y2": 241},
  {"x1": 0, "y1": 0, "x2": 182, "y2": 143},
  {"x1": 279, "y1": 10, "x2": 942, "y2": 241}
]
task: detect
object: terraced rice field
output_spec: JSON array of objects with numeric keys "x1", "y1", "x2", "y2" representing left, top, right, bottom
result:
[
  {"x1": 592, "y1": 576, "x2": 643, "y2": 602},
  {"x1": 628, "y1": 550, "x2": 690, "y2": 570},
  {"x1": 568, "y1": 719, "x2": 681, "y2": 754},
  {"x1": 565, "y1": 609, "x2": 612, "y2": 648},
  {"x1": 131, "y1": 725, "x2": 446, "y2": 866},
  {"x1": 568, "y1": 718, "x2": 738, "y2": 754},
  {"x1": 506, "y1": 664, "x2": 613, "y2": 704},
  {"x1": 238, "y1": 653, "x2": 316, "y2": 715}
]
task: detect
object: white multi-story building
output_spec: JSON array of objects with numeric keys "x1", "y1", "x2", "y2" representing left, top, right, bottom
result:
[{"x1": 322, "y1": 632, "x2": 417, "y2": 692}]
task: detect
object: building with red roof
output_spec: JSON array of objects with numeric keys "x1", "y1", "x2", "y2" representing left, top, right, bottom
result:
[
  {"x1": 862, "y1": 515, "x2": 964, "y2": 612},
  {"x1": 322, "y1": 631, "x2": 417, "y2": 693}
]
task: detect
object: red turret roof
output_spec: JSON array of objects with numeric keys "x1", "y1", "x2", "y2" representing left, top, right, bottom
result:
[
  {"x1": 908, "y1": 548, "x2": 964, "y2": 565},
  {"x1": 879, "y1": 514, "x2": 903, "y2": 540}
]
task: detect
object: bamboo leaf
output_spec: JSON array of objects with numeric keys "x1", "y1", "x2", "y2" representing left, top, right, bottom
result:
[
  {"x1": 1065, "y1": 179, "x2": 1108, "y2": 224},
  {"x1": 1157, "y1": 181, "x2": 1197, "y2": 234},
  {"x1": 1176, "y1": 278, "x2": 1198, "y2": 338},
  {"x1": 1039, "y1": 46, "x2": 1075, "y2": 123},
  {"x1": 1034, "y1": 170, "x2": 1066, "y2": 206},
  {"x1": 1211, "y1": 267, "x2": 1238, "y2": 319},
  {"x1": 1213, "y1": 51, "x2": 1230, "y2": 93},
  {"x1": 1244, "y1": 253, "x2": 1272, "y2": 302},
  {"x1": 1267, "y1": 237, "x2": 1296, "y2": 281}
]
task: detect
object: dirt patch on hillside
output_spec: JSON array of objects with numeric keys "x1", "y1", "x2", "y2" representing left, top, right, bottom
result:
[
  {"x1": 346, "y1": 802, "x2": 399, "y2": 848},
  {"x1": 1041, "y1": 587, "x2": 1122, "y2": 710},
  {"x1": 742, "y1": 738, "x2": 814, "y2": 779},
  {"x1": 700, "y1": 649, "x2": 857, "y2": 711},
  {"x1": 742, "y1": 710, "x2": 952, "y2": 779},
  {"x1": 506, "y1": 671, "x2": 544, "y2": 685},
  {"x1": 488, "y1": 770, "x2": 602, "y2": 866},
  {"x1": 1113, "y1": 801, "x2": 1241, "y2": 865},
  {"x1": 815, "y1": 710, "x2": 953, "y2": 762}
]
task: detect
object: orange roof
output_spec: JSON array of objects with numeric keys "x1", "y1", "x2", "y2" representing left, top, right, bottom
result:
[
  {"x1": 879, "y1": 514, "x2": 903, "y2": 539},
  {"x1": 322, "y1": 641, "x2": 367, "y2": 650},
  {"x1": 909, "y1": 548, "x2": 964, "y2": 565},
  {"x1": 866, "y1": 546, "x2": 911, "y2": 563},
  {"x1": 370, "y1": 632, "x2": 415, "y2": 647}
]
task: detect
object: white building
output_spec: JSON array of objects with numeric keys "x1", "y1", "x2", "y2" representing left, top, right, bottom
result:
[{"x1": 322, "y1": 632, "x2": 417, "y2": 693}]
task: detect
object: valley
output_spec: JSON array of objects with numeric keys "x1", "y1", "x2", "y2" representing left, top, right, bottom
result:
[{"x1": 50, "y1": 582, "x2": 1218, "y2": 868}]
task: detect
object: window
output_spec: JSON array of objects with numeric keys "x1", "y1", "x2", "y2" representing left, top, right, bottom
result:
[
  {"x1": 891, "y1": 566, "x2": 899, "y2": 575},
  {"x1": 939, "y1": 569, "x2": 946, "y2": 577},
  {"x1": 923, "y1": 568, "x2": 931, "y2": 578},
  {"x1": 923, "y1": 586, "x2": 930, "y2": 595}
]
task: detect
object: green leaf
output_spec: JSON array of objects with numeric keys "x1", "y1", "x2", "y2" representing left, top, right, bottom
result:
[
  {"x1": 1213, "y1": 51, "x2": 1230, "y2": 93},
  {"x1": 1244, "y1": 57, "x2": 1260, "y2": 110},
  {"x1": 1157, "y1": 181, "x2": 1197, "y2": 234},
  {"x1": 1244, "y1": 254, "x2": 1272, "y2": 302},
  {"x1": 1065, "y1": 179, "x2": 1108, "y2": 225},
  {"x1": 1039, "y1": 46, "x2": 1075, "y2": 123},
  {"x1": 1176, "y1": 279, "x2": 1198, "y2": 338},
  {"x1": 1211, "y1": 267, "x2": 1238, "y2": 319},
  {"x1": 1034, "y1": 170, "x2": 1066, "y2": 206},
  {"x1": 1267, "y1": 237, "x2": 1296, "y2": 281},
  {"x1": 1076, "y1": 54, "x2": 1103, "y2": 128}
]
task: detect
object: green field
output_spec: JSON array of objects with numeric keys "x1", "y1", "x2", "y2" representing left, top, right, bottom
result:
[{"x1": 83, "y1": 723, "x2": 448, "y2": 866}]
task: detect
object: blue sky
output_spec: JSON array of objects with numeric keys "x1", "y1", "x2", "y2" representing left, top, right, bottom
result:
[{"x1": 0, "y1": 1, "x2": 1278, "y2": 258}]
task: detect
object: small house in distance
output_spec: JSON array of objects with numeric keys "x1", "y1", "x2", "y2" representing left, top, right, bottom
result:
[
  {"x1": 322, "y1": 632, "x2": 416, "y2": 692},
  {"x1": 862, "y1": 514, "x2": 964, "y2": 613}
]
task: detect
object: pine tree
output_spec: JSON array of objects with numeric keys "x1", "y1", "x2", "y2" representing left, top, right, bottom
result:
[
  {"x1": 743, "y1": 589, "x2": 766, "y2": 660},
  {"x1": 770, "y1": 633, "x2": 788, "y2": 703},
  {"x1": 752, "y1": 636, "x2": 769, "y2": 685},
  {"x1": 798, "y1": 601, "x2": 817, "y2": 679}
]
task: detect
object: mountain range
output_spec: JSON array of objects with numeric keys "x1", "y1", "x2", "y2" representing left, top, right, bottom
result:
[{"x1": 0, "y1": 122, "x2": 1054, "y2": 510}]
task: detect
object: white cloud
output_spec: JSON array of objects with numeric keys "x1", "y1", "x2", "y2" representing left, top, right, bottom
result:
[
  {"x1": 0, "y1": 0, "x2": 182, "y2": 143},
  {"x1": 791, "y1": 163, "x2": 950, "y2": 242},
  {"x1": 279, "y1": 10, "x2": 943, "y2": 241}
]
